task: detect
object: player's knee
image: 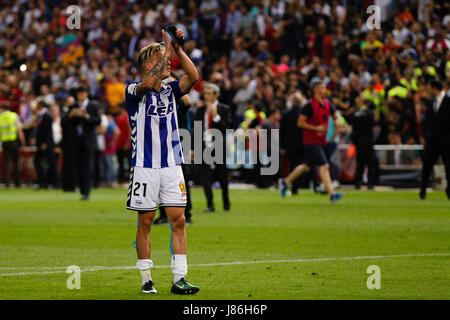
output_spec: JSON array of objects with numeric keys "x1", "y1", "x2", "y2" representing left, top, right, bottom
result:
[
  {"x1": 139, "y1": 216, "x2": 154, "y2": 231},
  {"x1": 171, "y1": 214, "x2": 185, "y2": 230}
]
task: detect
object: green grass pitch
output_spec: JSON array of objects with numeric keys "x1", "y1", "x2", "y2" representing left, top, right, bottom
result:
[{"x1": 0, "y1": 187, "x2": 449, "y2": 300}]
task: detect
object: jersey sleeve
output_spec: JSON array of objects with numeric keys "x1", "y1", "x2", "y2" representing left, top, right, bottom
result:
[
  {"x1": 167, "y1": 80, "x2": 183, "y2": 101},
  {"x1": 125, "y1": 82, "x2": 141, "y2": 113},
  {"x1": 301, "y1": 103, "x2": 314, "y2": 119}
]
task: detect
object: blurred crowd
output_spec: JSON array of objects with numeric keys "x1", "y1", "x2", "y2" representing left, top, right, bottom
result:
[{"x1": 0, "y1": 0, "x2": 449, "y2": 189}]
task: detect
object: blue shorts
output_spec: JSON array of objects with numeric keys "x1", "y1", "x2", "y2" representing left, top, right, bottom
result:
[{"x1": 303, "y1": 145, "x2": 328, "y2": 167}]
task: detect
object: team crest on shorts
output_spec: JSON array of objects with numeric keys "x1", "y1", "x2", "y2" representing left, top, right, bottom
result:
[{"x1": 179, "y1": 181, "x2": 186, "y2": 195}]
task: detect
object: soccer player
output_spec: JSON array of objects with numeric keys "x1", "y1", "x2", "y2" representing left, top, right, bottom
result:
[
  {"x1": 125, "y1": 28, "x2": 199, "y2": 294},
  {"x1": 279, "y1": 81, "x2": 344, "y2": 203}
]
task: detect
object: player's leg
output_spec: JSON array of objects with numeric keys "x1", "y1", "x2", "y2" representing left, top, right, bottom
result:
[
  {"x1": 318, "y1": 163, "x2": 333, "y2": 196},
  {"x1": 136, "y1": 211, "x2": 156, "y2": 259},
  {"x1": 315, "y1": 145, "x2": 344, "y2": 202},
  {"x1": 279, "y1": 163, "x2": 310, "y2": 198},
  {"x1": 136, "y1": 210, "x2": 157, "y2": 293},
  {"x1": 160, "y1": 166, "x2": 198, "y2": 294},
  {"x1": 165, "y1": 206, "x2": 199, "y2": 294},
  {"x1": 128, "y1": 166, "x2": 159, "y2": 293},
  {"x1": 166, "y1": 206, "x2": 186, "y2": 255},
  {"x1": 280, "y1": 145, "x2": 321, "y2": 197},
  {"x1": 285, "y1": 163, "x2": 310, "y2": 185},
  {"x1": 280, "y1": 145, "x2": 318, "y2": 197}
]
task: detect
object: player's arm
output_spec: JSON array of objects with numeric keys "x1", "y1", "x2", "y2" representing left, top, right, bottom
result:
[
  {"x1": 298, "y1": 115, "x2": 325, "y2": 132},
  {"x1": 172, "y1": 30, "x2": 199, "y2": 94},
  {"x1": 297, "y1": 104, "x2": 327, "y2": 132},
  {"x1": 331, "y1": 107, "x2": 340, "y2": 131},
  {"x1": 83, "y1": 103, "x2": 101, "y2": 128},
  {"x1": 135, "y1": 30, "x2": 175, "y2": 98},
  {"x1": 135, "y1": 56, "x2": 170, "y2": 97},
  {"x1": 16, "y1": 117, "x2": 25, "y2": 146},
  {"x1": 177, "y1": 50, "x2": 199, "y2": 94}
]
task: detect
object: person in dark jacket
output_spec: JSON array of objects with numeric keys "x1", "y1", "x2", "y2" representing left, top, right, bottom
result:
[
  {"x1": 61, "y1": 96, "x2": 77, "y2": 191},
  {"x1": 67, "y1": 86, "x2": 101, "y2": 200},
  {"x1": 194, "y1": 83, "x2": 232, "y2": 212},
  {"x1": 420, "y1": 80, "x2": 450, "y2": 199},
  {"x1": 33, "y1": 101, "x2": 58, "y2": 189},
  {"x1": 345, "y1": 97, "x2": 377, "y2": 189},
  {"x1": 280, "y1": 92, "x2": 305, "y2": 194}
]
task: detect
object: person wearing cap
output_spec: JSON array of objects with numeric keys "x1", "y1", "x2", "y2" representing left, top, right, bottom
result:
[
  {"x1": 0, "y1": 102, "x2": 25, "y2": 188},
  {"x1": 67, "y1": 86, "x2": 101, "y2": 200}
]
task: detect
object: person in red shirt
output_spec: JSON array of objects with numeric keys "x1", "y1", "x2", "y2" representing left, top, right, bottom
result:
[
  {"x1": 115, "y1": 103, "x2": 131, "y2": 184},
  {"x1": 279, "y1": 81, "x2": 344, "y2": 203},
  {"x1": 322, "y1": 33, "x2": 334, "y2": 66},
  {"x1": 264, "y1": 16, "x2": 281, "y2": 56},
  {"x1": 397, "y1": 6, "x2": 414, "y2": 24}
]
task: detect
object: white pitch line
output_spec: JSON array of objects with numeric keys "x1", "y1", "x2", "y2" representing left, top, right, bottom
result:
[{"x1": 0, "y1": 253, "x2": 448, "y2": 277}]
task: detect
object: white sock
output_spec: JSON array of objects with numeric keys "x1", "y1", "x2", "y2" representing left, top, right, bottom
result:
[
  {"x1": 136, "y1": 259, "x2": 153, "y2": 285},
  {"x1": 172, "y1": 254, "x2": 187, "y2": 283},
  {"x1": 139, "y1": 269, "x2": 152, "y2": 286}
]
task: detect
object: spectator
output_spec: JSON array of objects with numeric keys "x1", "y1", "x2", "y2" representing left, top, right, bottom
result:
[
  {"x1": 102, "y1": 112, "x2": 120, "y2": 188},
  {"x1": 105, "y1": 74, "x2": 125, "y2": 110},
  {"x1": 115, "y1": 103, "x2": 131, "y2": 184},
  {"x1": 33, "y1": 101, "x2": 58, "y2": 189},
  {"x1": 0, "y1": 102, "x2": 25, "y2": 188},
  {"x1": 194, "y1": 83, "x2": 232, "y2": 212},
  {"x1": 68, "y1": 86, "x2": 101, "y2": 200},
  {"x1": 280, "y1": 92, "x2": 306, "y2": 195}
]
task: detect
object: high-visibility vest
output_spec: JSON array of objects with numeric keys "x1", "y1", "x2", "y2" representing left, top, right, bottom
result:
[
  {"x1": 400, "y1": 78, "x2": 418, "y2": 91},
  {"x1": 415, "y1": 66, "x2": 437, "y2": 77},
  {"x1": 303, "y1": 98, "x2": 331, "y2": 146},
  {"x1": 363, "y1": 88, "x2": 384, "y2": 106},
  {"x1": 240, "y1": 109, "x2": 266, "y2": 129},
  {"x1": 0, "y1": 110, "x2": 19, "y2": 142},
  {"x1": 387, "y1": 85, "x2": 409, "y2": 99}
]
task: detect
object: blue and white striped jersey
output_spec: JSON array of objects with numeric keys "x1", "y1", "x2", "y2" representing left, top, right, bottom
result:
[{"x1": 125, "y1": 80, "x2": 184, "y2": 168}]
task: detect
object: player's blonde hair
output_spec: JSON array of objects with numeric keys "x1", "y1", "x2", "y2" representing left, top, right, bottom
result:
[{"x1": 137, "y1": 42, "x2": 165, "y2": 69}]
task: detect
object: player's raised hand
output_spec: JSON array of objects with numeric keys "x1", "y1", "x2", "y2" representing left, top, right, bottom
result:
[
  {"x1": 162, "y1": 30, "x2": 175, "y2": 59},
  {"x1": 172, "y1": 29, "x2": 185, "y2": 53}
]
